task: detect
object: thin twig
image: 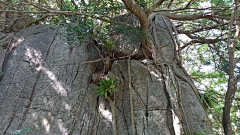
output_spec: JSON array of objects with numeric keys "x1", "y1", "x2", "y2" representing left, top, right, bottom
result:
[
  {"x1": 81, "y1": 58, "x2": 106, "y2": 65},
  {"x1": 203, "y1": 99, "x2": 222, "y2": 128},
  {"x1": 147, "y1": 0, "x2": 166, "y2": 16}
]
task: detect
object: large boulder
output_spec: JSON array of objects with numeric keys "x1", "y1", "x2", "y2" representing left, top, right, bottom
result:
[
  {"x1": 0, "y1": 22, "x2": 212, "y2": 135},
  {"x1": 0, "y1": 25, "x2": 99, "y2": 135}
]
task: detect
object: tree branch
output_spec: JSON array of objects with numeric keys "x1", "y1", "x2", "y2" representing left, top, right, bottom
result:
[
  {"x1": 121, "y1": 0, "x2": 158, "y2": 63},
  {"x1": 158, "y1": 12, "x2": 222, "y2": 23},
  {"x1": 147, "y1": 0, "x2": 166, "y2": 16},
  {"x1": 178, "y1": 30, "x2": 224, "y2": 44},
  {"x1": 27, "y1": 15, "x2": 50, "y2": 27},
  {"x1": 71, "y1": 0, "x2": 78, "y2": 9},
  {"x1": 183, "y1": 0, "x2": 196, "y2": 9},
  {"x1": 21, "y1": 0, "x2": 132, "y2": 27},
  {"x1": 121, "y1": 0, "x2": 147, "y2": 29},
  {"x1": 235, "y1": 74, "x2": 240, "y2": 84},
  {"x1": 156, "y1": 6, "x2": 231, "y2": 12},
  {"x1": 234, "y1": 55, "x2": 240, "y2": 64},
  {"x1": 0, "y1": 10, "x2": 48, "y2": 14},
  {"x1": 167, "y1": 0, "x2": 174, "y2": 8},
  {"x1": 179, "y1": 22, "x2": 229, "y2": 34},
  {"x1": 209, "y1": 44, "x2": 228, "y2": 63}
]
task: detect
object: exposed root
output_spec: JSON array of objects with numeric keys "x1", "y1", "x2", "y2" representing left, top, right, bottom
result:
[
  {"x1": 128, "y1": 57, "x2": 136, "y2": 135},
  {"x1": 107, "y1": 96, "x2": 117, "y2": 135},
  {"x1": 69, "y1": 80, "x2": 91, "y2": 135}
]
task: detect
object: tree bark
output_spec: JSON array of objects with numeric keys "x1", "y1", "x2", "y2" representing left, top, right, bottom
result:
[{"x1": 222, "y1": 0, "x2": 239, "y2": 134}]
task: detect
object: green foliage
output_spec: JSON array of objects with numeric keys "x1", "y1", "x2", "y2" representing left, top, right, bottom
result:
[
  {"x1": 193, "y1": 131, "x2": 205, "y2": 135},
  {"x1": 65, "y1": 17, "x2": 94, "y2": 46},
  {"x1": 50, "y1": 0, "x2": 124, "y2": 48},
  {"x1": 57, "y1": 16, "x2": 143, "y2": 50},
  {"x1": 49, "y1": 0, "x2": 144, "y2": 50},
  {"x1": 136, "y1": 0, "x2": 151, "y2": 8},
  {"x1": 61, "y1": 1, "x2": 76, "y2": 11},
  {"x1": 112, "y1": 24, "x2": 143, "y2": 44},
  {"x1": 182, "y1": 41, "x2": 233, "y2": 133},
  {"x1": 200, "y1": 91, "x2": 218, "y2": 110},
  {"x1": 102, "y1": 39, "x2": 115, "y2": 53},
  {"x1": 211, "y1": 0, "x2": 231, "y2": 6},
  {"x1": 86, "y1": 1, "x2": 123, "y2": 16},
  {"x1": 95, "y1": 78, "x2": 117, "y2": 99},
  {"x1": 11, "y1": 0, "x2": 18, "y2": 3},
  {"x1": 184, "y1": 131, "x2": 205, "y2": 135}
]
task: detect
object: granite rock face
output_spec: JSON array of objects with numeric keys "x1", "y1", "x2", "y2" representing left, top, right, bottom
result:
[
  {"x1": 0, "y1": 25, "x2": 99, "y2": 135},
  {"x1": 0, "y1": 21, "x2": 212, "y2": 135}
]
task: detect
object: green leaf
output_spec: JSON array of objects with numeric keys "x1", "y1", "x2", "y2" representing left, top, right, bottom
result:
[
  {"x1": 200, "y1": 94, "x2": 204, "y2": 104},
  {"x1": 95, "y1": 78, "x2": 117, "y2": 98},
  {"x1": 105, "y1": 92, "x2": 108, "y2": 98}
]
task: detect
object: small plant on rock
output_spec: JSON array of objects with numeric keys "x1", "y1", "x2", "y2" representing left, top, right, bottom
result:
[
  {"x1": 96, "y1": 78, "x2": 117, "y2": 98},
  {"x1": 96, "y1": 77, "x2": 118, "y2": 135},
  {"x1": 102, "y1": 39, "x2": 115, "y2": 53}
]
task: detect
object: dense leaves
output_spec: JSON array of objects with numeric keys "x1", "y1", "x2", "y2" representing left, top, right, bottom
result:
[{"x1": 95, "y1": 78, "x2": 117, "y2": 99}]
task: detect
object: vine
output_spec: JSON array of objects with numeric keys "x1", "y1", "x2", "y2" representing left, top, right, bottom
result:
[{"x1": 128, "y1": 57, "x2": 136, "y2": 135}]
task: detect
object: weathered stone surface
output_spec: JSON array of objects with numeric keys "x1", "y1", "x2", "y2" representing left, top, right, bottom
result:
[
  {"x1": 0, "y1": 25, "x2": 99, "y2": 135},
  {"x1": 0, "y1": 23, "x2": 212, "y2": 135},
  {"x1": 111, "y1": 13, "x2": 175, "y2": 63},
  {"x1": 149, "y1": 13, "x2": 175, "y2": 63},
  {"x1": 0, "y1": 46, "x2": 6, "y2": 73},
  {"x1": 111, "y1": 14, "x2": 143, "y2": 58},
  {"x1": 110, "y1": 60, "x2": 170, "y2": 135},
  {"x1": 0, "y1": 32, "x2": 14, "y2": 49}
]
